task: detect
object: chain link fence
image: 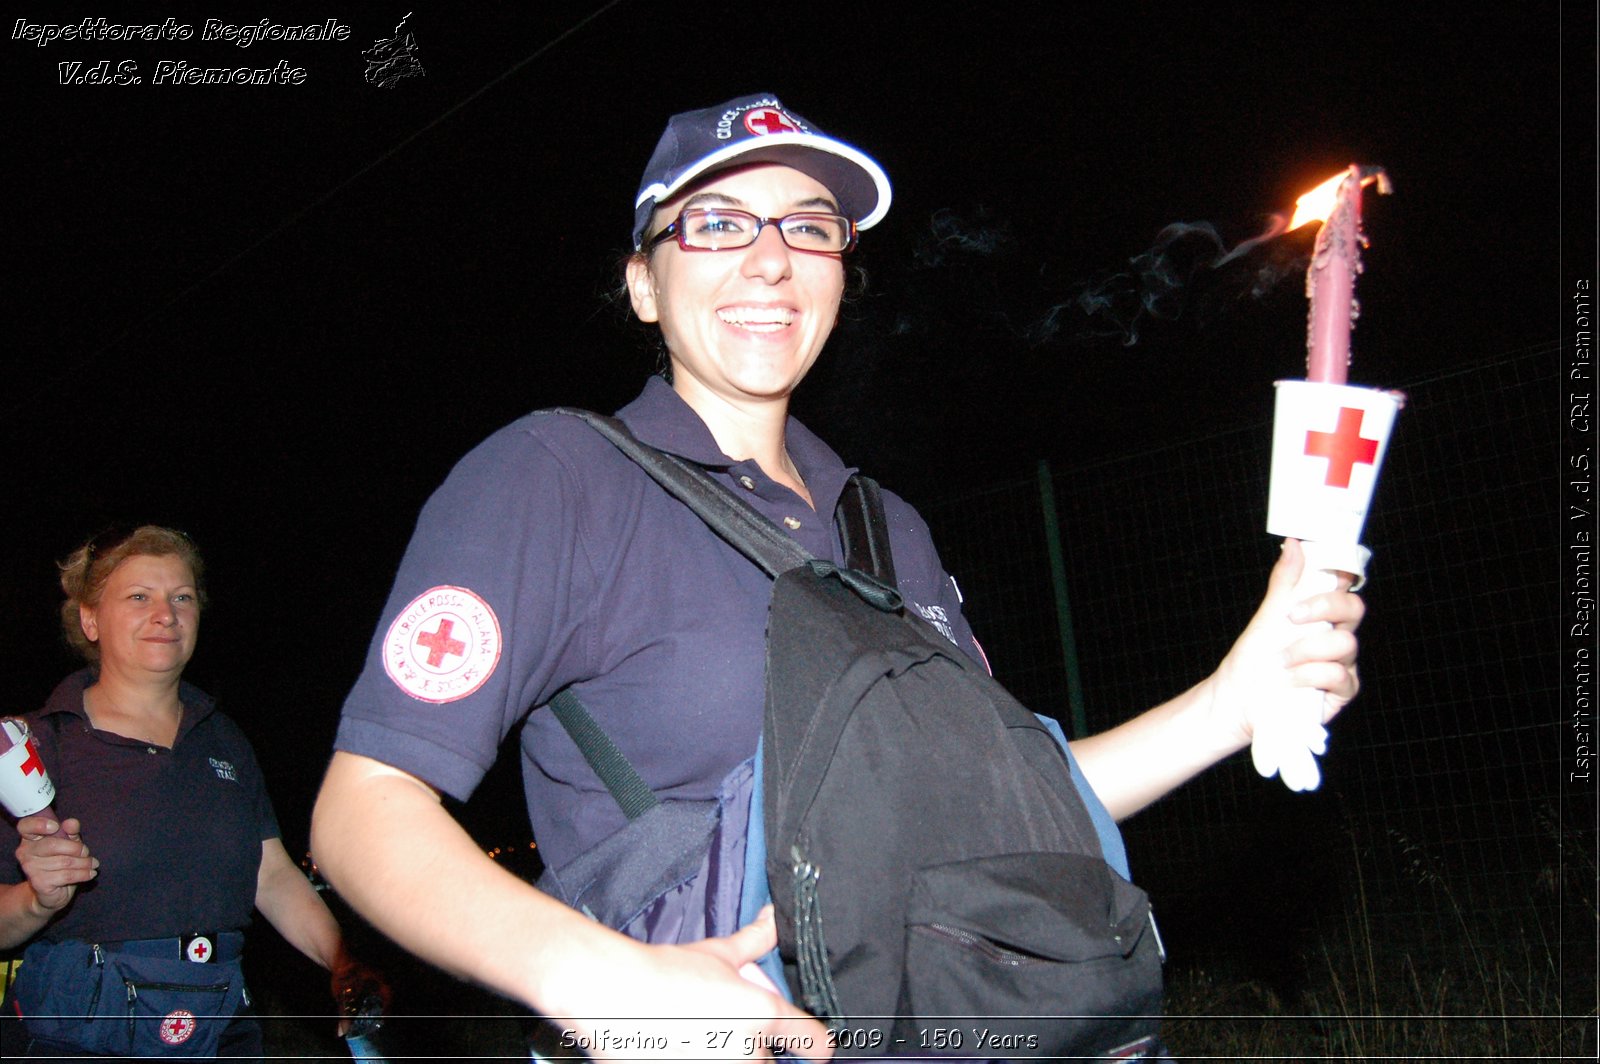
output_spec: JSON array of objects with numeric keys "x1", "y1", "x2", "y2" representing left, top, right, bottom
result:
[{"x1": 919, "y1": 344, "x2": 1577, "y2": 996}]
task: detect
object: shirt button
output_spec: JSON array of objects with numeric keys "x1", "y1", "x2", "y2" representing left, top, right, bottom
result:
[
  {"x1": 738, "y1": 475, "x2": 756, "y2": 490},
  {"x1": 783, "y1": 516, "x2": 802, "y2": 530}
]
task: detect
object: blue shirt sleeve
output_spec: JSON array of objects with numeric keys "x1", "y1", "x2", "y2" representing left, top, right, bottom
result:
[{"x1": 333, "y1": 417, "x2": 599, "y2": 801}]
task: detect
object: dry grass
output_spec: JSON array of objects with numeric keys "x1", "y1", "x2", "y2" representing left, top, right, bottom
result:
[{"x1": 1161, "y1": 820, "x2": 1597, "y2": 1061}]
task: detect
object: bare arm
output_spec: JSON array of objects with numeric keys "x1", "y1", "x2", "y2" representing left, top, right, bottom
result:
[
  {"x1": 1071, "y1": 540, "x2": 1363, "y2": 820},
  {"x1": 310, "y1": 751, "x2": 831, "y2": 1061},
  {"x1": 0, "y1": 815, "x2": 96, "y2": 949},
  {"x1": 255, "y1": 835, "x2": 389, "y2": 1034},
  {"x1": 255, "y1": 836, "x2": 343, "y2": 970}
]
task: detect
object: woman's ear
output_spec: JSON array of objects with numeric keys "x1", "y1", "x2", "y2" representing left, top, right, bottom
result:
[
  {"x1": 625, "y1": 254, "x2": 660, "y2": 324},
  {"x1": 79, "y1": 602, "x2": 98, "y2": 644}
]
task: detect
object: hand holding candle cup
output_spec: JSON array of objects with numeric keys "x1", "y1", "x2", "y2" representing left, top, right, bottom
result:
[
  {"x1": 1259, "y1": 384, "x2": 1400, "y2": 790},
  {"x1": 1254, "y1": 166, "x2": 1399, "y2": 792}
]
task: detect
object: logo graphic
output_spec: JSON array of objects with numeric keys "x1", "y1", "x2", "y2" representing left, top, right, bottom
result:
[
  {"x1": 1303, "y1": 406, "x2": 1379, "y2": 488},
  {"x1": 184, "y1": 935, "x2": 214, "y2": 963},
  {"x1": 382, "y1": 586, "x2": 502, "y2": 703},
  {"x1": 19, "y1": 739, "x2": 45, "y2": 777},
  {"x1": 915, "y1": 603, "x2": 957, "y2": 644},
  {"x1": 363, "y1": 12, "x2": 425, "y2": 88},
  {"x1": 208, "y1": 757, "x2": 237, "y2": 782},
  {"x1": 744, "y1": 107, "x2": 798, "y2": 136},
  {"x1": 160, "y1": 1010, "x2": 197, "y2": 1045}
]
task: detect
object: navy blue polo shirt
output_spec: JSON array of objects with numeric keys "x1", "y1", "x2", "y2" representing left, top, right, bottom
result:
[
  {"x1": 0, "y1": 670, "x2": 279, "y2": 943},
  {"x1": 335, "y1": 378, "x2": 979, "y2": 870}
]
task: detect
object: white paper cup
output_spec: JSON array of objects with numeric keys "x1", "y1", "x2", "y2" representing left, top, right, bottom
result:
[
  {"x1": 1267, "y1": 380, "x2": 1403, "y2": 545},
  {"x1": 0, "y1": 719, "x2": 57, "y2": 819}
]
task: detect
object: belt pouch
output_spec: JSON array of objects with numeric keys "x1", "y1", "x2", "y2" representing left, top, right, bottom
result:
[{"x1": 14, "y1": 937, "x2": 246, "y2": 1057}]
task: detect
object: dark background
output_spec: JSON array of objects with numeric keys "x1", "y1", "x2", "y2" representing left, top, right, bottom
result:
[{"x1": 5, "y1": 0, "x2": 1588, "y2": 1035}]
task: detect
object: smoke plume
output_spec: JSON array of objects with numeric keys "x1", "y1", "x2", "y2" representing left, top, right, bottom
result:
[{"x1": 1028, "y1": 215, "x2": 1293, "y2": 347}]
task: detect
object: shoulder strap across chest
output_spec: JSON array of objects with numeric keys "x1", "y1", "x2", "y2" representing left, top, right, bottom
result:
[
  {"x1": 536, "y1": 407, "x2": 898, "y2": 819},
  {"x1": 542, "y1": 408, "x2": 896, "y2": 583}
]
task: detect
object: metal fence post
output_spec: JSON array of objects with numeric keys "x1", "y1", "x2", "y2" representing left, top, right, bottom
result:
[{"x1": 1037, "y1": 459, "x2": 1088, "y2": 739}]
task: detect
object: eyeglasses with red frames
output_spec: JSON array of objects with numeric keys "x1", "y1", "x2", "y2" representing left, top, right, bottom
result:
[{"x1": 644, "y1": 207, "x2": 858, "y2": 254}]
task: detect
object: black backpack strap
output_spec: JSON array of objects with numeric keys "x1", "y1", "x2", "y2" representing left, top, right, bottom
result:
[
  {"x1": 836, "y1": 476, "x2": 896, "y2": 586},
  {"x1": 542, "y1": 408, "x2": 810, "y2": 578},
  {"x1": 548, "y1": 689, "x2": 659, "y2": 820},
  {"x1": 534, "y1": 408, "x2": 903, "y2": 817},
  {"x1": 534, "y1": 408, "x2": 807, "y2": 817}
]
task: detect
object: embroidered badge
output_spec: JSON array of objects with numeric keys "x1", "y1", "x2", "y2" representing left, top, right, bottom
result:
[
  {"x1": 744, "y1": 106, "x2": 798, "y2": 136},
  {"x1": 208, "y1": 757, "x2": 237, "y2": 782},
  {"x1": 382, "y1": 586, "x2": 502, "y2": 703},
  {"x1": 183, "y1": 934, "x2": 214, "y2": 963},
  {"x1": 160, "y1": 1010, "x2": 197, "y2": 1045}
]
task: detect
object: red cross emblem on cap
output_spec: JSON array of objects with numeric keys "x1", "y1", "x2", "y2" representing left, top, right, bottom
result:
[
  {"x1": 745, "y1": 107, "x2": 798, "y2": 136},
  {"x1": 1304, "y1": 406, "x2": 1379, "y2": 488}
]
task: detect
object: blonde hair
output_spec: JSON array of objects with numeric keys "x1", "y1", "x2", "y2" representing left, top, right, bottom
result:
[{"x1": 58, "y1": 526, "x2": 206, "y2": 661}]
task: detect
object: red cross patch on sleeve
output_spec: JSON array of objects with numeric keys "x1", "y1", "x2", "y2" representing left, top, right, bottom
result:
[{"x1": 382, "y1": 586, "x2": 503, "y2": 704}]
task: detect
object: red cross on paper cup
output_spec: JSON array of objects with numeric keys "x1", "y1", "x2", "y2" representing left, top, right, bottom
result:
[
  {"x1": 0, "y1": 719, "x2": 58, "y2": 819},
  {"x1": 1267, "y1": 380, "x2": 1403, "y2": 545},
  {"x1": 1304, "y1": 407, "x2": 1380, "y2": 489},
  {"x1": 382, "y1": 586, "x2": 503, "y2": 704}
]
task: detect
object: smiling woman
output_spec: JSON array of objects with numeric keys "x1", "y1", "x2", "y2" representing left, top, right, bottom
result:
[
  {"x1": 313, "y1": 95, "x2": 909, "y2": 1063},
  {"x1": 625, "y1": 165, "x2": 850, "y2": 501},
  {"x1": 60, "y1": 527, "x2": 206, "y2": 663},
  {"x1": 70, "y1": 534, "x2": 203, "y2": 716},
  {"x1": 0, "y1": 525, "x2": 385, "y2": 1058},
  {"x1": 310, "y1": 92, "x2": 1365, "y2": 1063}
]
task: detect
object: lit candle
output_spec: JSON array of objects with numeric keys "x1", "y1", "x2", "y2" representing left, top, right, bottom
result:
[
  {"x1": 1289, "y1": 165, "x2": 1391, "y2": 384},
  {"x1": 1259, "y1": 165, "x2": 1397, "y2": 793}
]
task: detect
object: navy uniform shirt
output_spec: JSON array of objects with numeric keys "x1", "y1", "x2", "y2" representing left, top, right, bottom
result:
[
  {"x1": 0, "y1": 670, "x2": 279, "y2": 943},
  {"x1": 335, "y1": 378, "x2": 978, "y2": 871}
]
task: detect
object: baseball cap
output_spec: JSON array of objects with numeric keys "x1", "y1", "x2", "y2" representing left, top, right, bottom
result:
[{"x1": 632, "y1": 93, "x2": 892, "y2": 249}]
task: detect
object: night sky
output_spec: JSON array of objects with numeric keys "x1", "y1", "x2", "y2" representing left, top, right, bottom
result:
[{"x1": 6, "y1": 2, "x2": 1586, "y2": 851}]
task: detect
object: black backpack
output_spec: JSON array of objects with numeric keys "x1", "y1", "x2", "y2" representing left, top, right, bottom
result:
[{"x1": 544, "y1": 410, "x2": 1165, "y2": 1059}]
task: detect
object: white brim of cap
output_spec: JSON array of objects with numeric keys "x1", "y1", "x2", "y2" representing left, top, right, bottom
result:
[{"x1": 635, "y1": 133, "x2": 892, "y2": 234}]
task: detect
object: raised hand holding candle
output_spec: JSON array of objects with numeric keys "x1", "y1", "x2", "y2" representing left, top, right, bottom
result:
[{"x1": 1254, "y1": 165, "x2": 1399, "y2": 792}]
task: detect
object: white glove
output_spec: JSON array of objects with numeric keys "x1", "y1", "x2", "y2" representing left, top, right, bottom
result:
[{"x1": 1249, "y1": 542, "x2": 1367, "y2": 792}]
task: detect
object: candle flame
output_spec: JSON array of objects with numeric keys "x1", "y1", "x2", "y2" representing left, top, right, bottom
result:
[
  {"x1": 1288, "y1": 166, "x2": 1391, "y2": 231},
  {"x1": 1288, "y1": 169, "x2": 1352, "y2": 231}
]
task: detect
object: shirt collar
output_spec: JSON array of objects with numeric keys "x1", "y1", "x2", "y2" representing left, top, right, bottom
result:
[
  {"x1": 40, "y1": 667, "x2": 217, "y2": 744},
  {"x1": 614, "y1": 376, "x2": 731, "y2": 465},
  {"x1": 615, "y1": 376, "x2": 858, "y2": 517}
]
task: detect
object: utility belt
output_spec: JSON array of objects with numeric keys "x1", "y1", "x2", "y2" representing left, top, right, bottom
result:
[
  {"x1": 13, "y1": 933, "x2": 250, "y2": 1057},
  {"x1": 98, "y1": 931, "x2": 245, "y2": 966}
]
